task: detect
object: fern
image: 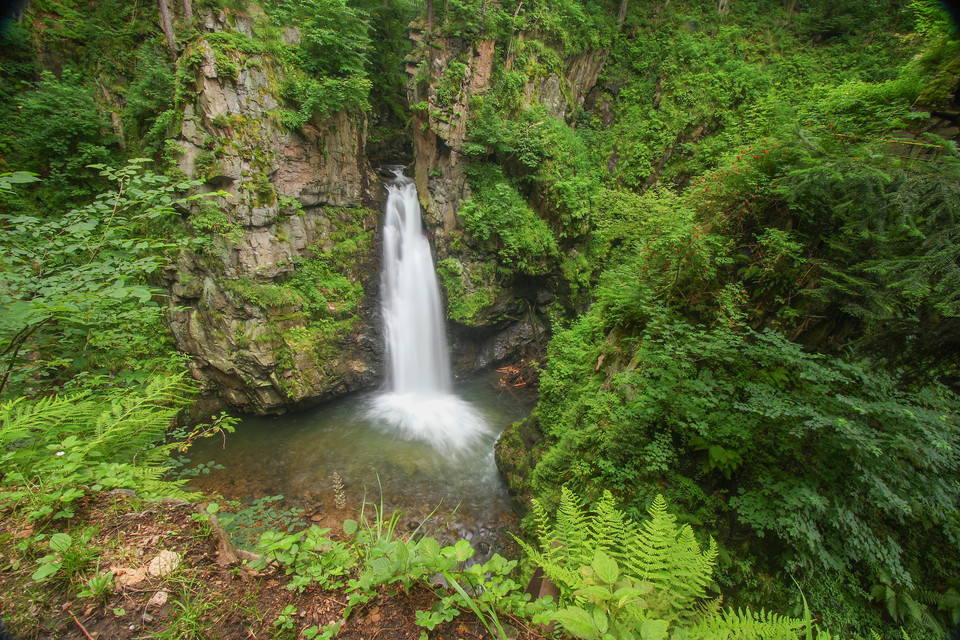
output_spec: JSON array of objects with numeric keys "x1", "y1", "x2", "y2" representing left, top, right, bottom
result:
[
  {"x1": 0, "y1": 373, "x2": 233, "y2": 516},
  {"x1": 522, "y1": 490, "x2": 810, "y2": 639}
]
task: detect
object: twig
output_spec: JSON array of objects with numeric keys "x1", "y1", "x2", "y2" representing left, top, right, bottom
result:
[
  {"x1": 316, "y1": 592, "x2": 349, "y2": 608},
  {"x1": 67, "y1": 610, "x2": 95, "y2": 640}
]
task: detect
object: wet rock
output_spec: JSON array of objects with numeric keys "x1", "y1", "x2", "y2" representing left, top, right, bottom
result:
[
  {"x1": 164, "y1": 17, "x2": 385, "y2": 416},
  {"x1": 405, "y1": 32, "x2": 605, "y2": 373}
]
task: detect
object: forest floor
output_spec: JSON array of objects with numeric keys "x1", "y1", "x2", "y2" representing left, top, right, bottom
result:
[{"x1": 0, "y1": 492, "x2": 541, "y2": 640}]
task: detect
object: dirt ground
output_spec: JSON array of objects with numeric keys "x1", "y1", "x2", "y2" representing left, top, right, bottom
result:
[{"x1": 0, "y1": 492, "x2": 545, "y2": 640}]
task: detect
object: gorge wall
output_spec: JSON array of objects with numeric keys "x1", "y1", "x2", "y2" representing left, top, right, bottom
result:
[
  {"x1": 164, "y1": 7, "x2": 608, "y2": 415},
  {"x1": 404, "y1": 25, "x2": 607, "y2": 376},
  {"x1": 163, "y1": 8, "x2": 383, "y2": 415}
]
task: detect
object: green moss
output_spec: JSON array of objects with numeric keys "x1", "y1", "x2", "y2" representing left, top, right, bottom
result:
[
  {"x1": 434, "y1": 59, "x2": 468, "y2": 109},
  {"x1": 222, "y1": 278, "x2": 305, "y2": 310},
  {"x1": 436, "y1": 257, "x2": 499, "y2": 325},
  {"x1": 190, "y1": 200, "x2": 245, "y2": 247},
  {"x1": 252, "y1": 172, "x2": 277, "y2": 207}
]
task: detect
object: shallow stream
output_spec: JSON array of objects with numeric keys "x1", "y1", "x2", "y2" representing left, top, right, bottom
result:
[{"x1": 183, "y1": 373, "x2": 535, "y2": 553}]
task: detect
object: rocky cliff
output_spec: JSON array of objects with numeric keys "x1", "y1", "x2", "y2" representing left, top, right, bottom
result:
[
  {"x1": 164, "y1": 8, "x2": 384, "y2": 415},
  {"x1": 162, "y1": 8, "x2": 609, "y2": 414},
  {"x1": 404, "y1": 26, "x2": 607, "y2": 374}
]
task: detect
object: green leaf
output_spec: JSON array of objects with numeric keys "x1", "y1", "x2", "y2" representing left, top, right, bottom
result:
[
  {"x1": 342, "y1": 519, "x2": 357, "y2": 535},
  {"x1": 32, "y1": 561, "x2": 62, "y2": 582},
  {"x1": 3, "y1": 171, "x2": 40, "y2": 184},
  {"x1": 370, "y1": 557, "x2": 392, "y2": 578},
  {"x1": 591, "y1": 550, "x2": 620, "y2": 584},
  {"x1": 593, "y1": 608, "x2": 609, "y2": 635},
  {"x1": 640, "y1": 619, "x2": 669, "y2": 640},
  {"x1": 573, "y1": 585, "x2": 614, "y2": 603},
  {"x1": 416, "y1": 536, "x2": 439, "y2": 559},
  {"x1": 453, "y1": 539, "x2": 473, "y2": 562},
  {"x1": 49, "y1": 533, "x2": 72, "y2": 553},
  {"x1": 553, "y1": 606, "x2": 598, "y2": 640}
]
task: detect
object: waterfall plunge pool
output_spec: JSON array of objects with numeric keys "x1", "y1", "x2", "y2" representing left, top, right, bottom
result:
[{"x1": 181, "y1": 372, "x2": 536, "y2": 551}]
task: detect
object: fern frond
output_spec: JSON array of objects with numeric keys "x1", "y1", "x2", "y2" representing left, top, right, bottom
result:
[
  {"x1": 555, "y1": 486, "x2": 592, "y2": 567},
  {"x1": 691, "y1": 606, "x2": 808, "y2": 640}
]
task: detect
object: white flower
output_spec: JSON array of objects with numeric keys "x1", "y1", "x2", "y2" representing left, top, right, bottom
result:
[{"x1": 55, "y1": 451, "x2": 65, "y2": 456}]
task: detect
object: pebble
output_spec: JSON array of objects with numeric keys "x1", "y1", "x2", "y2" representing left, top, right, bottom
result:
[
  {"x1": 147, "y1": 550, "x2": 182, "y2": 578},
  {"x1": 146, "y1": 590, "x2": 168, "y2": 608}
]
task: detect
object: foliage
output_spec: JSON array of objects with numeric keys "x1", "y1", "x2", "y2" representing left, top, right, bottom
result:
[
  {"x1": 124, "y1": 45, "x2": 178, "y2": 153},
  {"x1": 257, "y1": 524, "x2": 357, "y2": 591},
  {"x1": 222, "y1": 278, "x2": 306, "y2": 310},
  {"x1": 436, "y1": 257, "x2": 498, "y2": 324},
  {"x1": 15, "y1": 70, "x2": 117, "y2": 205},
  {"x1": 460, "y1": 164, "x2": 560, "y2": 275},
  {"x1": 529, "y1": 296, "x2": 960, "y2": 636},
  {"x1": 252, "y1": 488, "x2": 831, "y2": 640},
  {"x1": 429, "y1": 0, "x2": 615, "y2": 53},
  {"x1": 0, "y1": 161, "x2": 216, "y2": 398},
  {"x1": 523, "y1": 489, "x2": 812, "y2": 640},
  {"x1": 263, "y1": 0, "x2": 374, "y2": 123},
  {"x1": 0, "y1": 373, "x2": 237, "y2": 520},
  {"x1": 213, "y1": 495, "x2": 306, "y2": 551},
  {"x1": 469, "y1": 102, "x2": 601, "y2": 237}
]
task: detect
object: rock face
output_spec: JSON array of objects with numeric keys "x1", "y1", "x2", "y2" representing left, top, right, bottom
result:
[
  {"x1": 405, "y1": 27, "x2": 607, "y2": 374},
  {"x1": 164, "y1": 9, "x2": 384, "y2": 415},
  {"x1": 163, "y1": 9, "x2": 608, "y2": 414}
]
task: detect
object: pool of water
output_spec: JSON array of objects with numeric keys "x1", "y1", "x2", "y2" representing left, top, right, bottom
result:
[{"x1": 182, "y1": 373, "x2": 536, "y2": 550}]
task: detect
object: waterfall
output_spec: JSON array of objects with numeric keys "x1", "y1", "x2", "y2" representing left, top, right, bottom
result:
[
  {"x1": 368, "y1": 168, "x2": 490, "y2": 454},
  {"x1": 380, "y1": 172, "x2": 452, "y2": 393}
]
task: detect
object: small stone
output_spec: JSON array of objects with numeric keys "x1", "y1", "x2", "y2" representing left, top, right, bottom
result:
[
  {"x1": 146, "y1": 591, "x2": 168, "y2": 608},
  {"x1": 115, "y1": 567, "x2": 148, "y2": 587},
  {"x1": 147, "y1": 551, "x2": 182, "y2": 578}
]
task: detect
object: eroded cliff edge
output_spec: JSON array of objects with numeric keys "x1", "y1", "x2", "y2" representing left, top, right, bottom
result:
[
  {"x1": 162, "y1": 9, "x2": 383, "y2": 415},
  {"x1": 404, "y1": 25, "x2": 607, "y2": 375}
]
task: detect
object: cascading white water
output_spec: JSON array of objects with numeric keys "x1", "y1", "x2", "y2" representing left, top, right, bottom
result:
[
  {"x1": 368, "y1": 169, "x2": 491, "y2": 454},
  {"x1": 380, "y1": 172, "x2": 452, "y2": 393}
]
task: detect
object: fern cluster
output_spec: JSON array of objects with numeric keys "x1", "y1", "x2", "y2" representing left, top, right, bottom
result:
[
  {"x1": 521, "y1": 489, "x2": 810, "y2": 640},
  {"x1": 0, "y1": 373, "x2": 234, "y2": 520}
]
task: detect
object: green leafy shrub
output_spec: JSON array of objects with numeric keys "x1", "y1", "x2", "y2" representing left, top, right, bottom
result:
[
  {"x1": 0, "y1": 161, "x2": 215, "y2": 397},
  {"x1": 17, "y1": 70, "x2": 116, "y2": 203},
  {"x1": 0, "y1": 373, "x2": 237, "y2": 521},
  {"x1": 523, "y1": 489, "x2": 811, "y2": 640},
  {"x1": 529, "y1": 299, "x2": 960, "y2": 636},
  {"x1": 460, "y1": 164, "x2": 559, "y2": 275}
]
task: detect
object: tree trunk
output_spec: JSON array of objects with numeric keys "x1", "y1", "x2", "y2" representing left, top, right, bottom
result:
[
  {"x1": 782, "y1": 0, "x2": 797, "y2": 21},
  {"x1": 182, "y1": 0, "x2": 193, "y2": 27},
  {"x1": 617, "y1": 0, "x2": 628, "y2": 25},
  {"x1": 717, "y1": 0, "x2": 730, "y2": 15},
  {"x1": 158, "y1": 0, "x2": 176, "y2": 56},
  {"x1": 426, "y1": 0, "x2": 433, "y2": 31}
]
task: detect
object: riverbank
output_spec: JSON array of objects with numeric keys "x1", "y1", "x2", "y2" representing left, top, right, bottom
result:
[{"x1": 0, "y1": 491, "x2": 538, "y2": 640}]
